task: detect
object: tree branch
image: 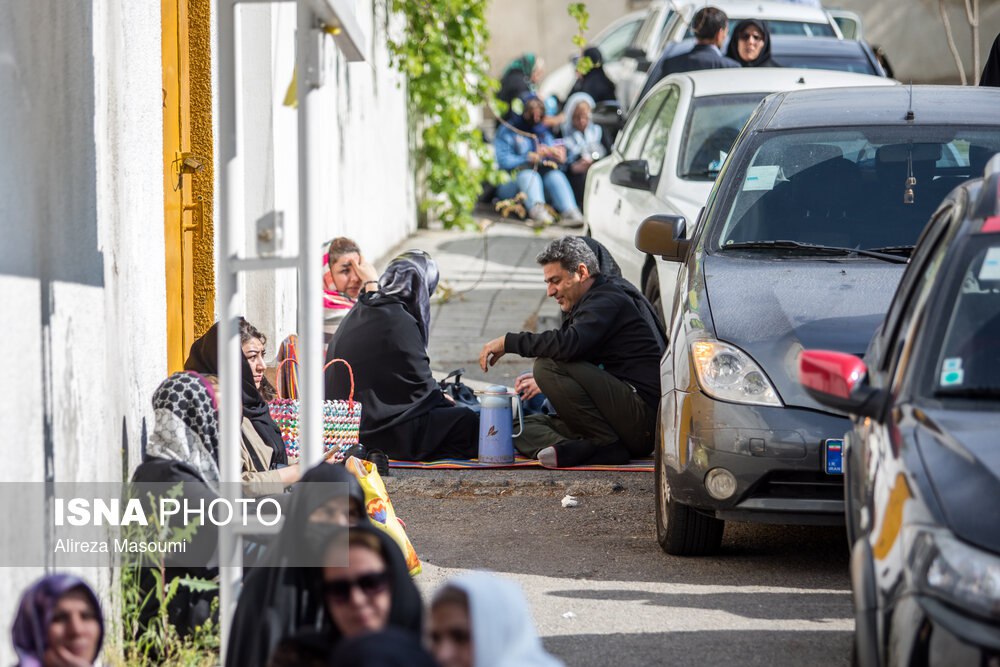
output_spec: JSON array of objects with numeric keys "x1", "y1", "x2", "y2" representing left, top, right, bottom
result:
[{"x1": 940, "y1": 0, "x2": 968, "y2": 85}]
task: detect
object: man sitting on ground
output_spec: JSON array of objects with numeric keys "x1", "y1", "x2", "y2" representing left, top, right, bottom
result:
[
  {"x1": 478, "y1": 237, "x2": 663, "y2": 468},
  {"x1": 635, "y1": 6, "x2": 738, "y2": 104}
]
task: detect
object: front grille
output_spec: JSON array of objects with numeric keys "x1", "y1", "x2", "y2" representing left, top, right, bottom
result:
[{"x1": 748, "y1": 470, "x2": 844, "y2": 502}]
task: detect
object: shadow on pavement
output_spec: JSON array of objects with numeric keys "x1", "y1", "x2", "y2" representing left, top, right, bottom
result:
[
  {"x1": 545, "y1": 589, "x2": 850, "y2": 622},
  {"x1": 399, "y1": 494, "x2": 850, "y2": 588},
  {"x1": 436, "y1": 233, "x2": 552, "y2": 266},
  {"x1": 543, "y1": 630, "x2": 852, "y2": 667}
]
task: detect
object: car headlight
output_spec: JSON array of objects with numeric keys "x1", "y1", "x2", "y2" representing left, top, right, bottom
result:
[
  {"x1": 690, "y1": 340, "x2": 782, "y2": 407},
  {"x1": 908, "y1": 529, "x2": 1000, "y2": 620}
]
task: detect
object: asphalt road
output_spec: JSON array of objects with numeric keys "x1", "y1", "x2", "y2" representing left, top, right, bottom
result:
[{"x1": 388, "y1": 469, "x2": 853, "y2": 667}]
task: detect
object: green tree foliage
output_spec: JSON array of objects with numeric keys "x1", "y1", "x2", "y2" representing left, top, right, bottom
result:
[
  {"x1": 568, "y1": 3, "x2": 595, "y2": 75},
  {"x1": 385, "y1": 0, "x2": 502, "y2": 228}
]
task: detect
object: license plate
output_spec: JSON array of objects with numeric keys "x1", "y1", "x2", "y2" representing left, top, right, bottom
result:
[{"x1": 824, "y1": 439, "x2": 844, "y2": 475}]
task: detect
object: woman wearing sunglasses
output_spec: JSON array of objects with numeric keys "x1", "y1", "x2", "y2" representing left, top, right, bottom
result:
[
  {"x1": 725, "y1": 19, "x2": 775, "y2": 68},
  {"x1": 268, "y1": 524, "x2": 423, "y2": 666}
]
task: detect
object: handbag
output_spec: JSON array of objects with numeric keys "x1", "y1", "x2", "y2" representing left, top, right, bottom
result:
[
  {"x1": 439, "y1": 367, "x2": 480, "y2": 413},
  {"x1": 268, "y1": 358, "x2": 362, "y2": 463},
  {"x1": 345, "y1": 456, "x2": 421, "y2": 576}
]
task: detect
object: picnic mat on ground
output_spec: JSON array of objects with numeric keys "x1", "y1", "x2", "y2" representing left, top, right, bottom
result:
[{"x1": 389, "y1": 456, "x2": 653, "y2": 472}]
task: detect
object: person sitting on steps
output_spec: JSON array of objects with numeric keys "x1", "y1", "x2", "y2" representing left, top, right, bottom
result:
[
  {"x1": 493, "y1": 93, "x2": 584, "y2": 227},
  {"x1": 478, "y1": 236, "x2": 663, "y2": 468}
]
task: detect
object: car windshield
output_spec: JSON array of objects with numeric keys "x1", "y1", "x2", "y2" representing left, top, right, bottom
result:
[
  {"x1": 684, "y1": 19, "x2": 836, "y2": 39},
  {"x1": 933, "y1": 237, "x2": 1000, "y2": 400},
  {"x1": 713, "y1": 127, "x2": 1000, "y2": 253},
  {"x1": 680, "y1": 93, "x2": 764, "y2": 180},
  {"x1": 774, "y1": 54, "x2": 876, "y2": 75},
  {"x1": 598, "y1": 17, "x2": 644, "y2": 62}
]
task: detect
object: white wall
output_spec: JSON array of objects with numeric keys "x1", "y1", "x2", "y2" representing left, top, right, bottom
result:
[
  {"x1": 832, "y1": 0, "x2": 1000, "y2": 84},
  {"x1": 487, "y1": 0, "x2": 641, "y2": 79},
  {"x1": 235, "y1": 1, "x2": 415, "y2": 350},
  {"x1": 0, "y1": 0, "x2": 165, "y2": 662}
]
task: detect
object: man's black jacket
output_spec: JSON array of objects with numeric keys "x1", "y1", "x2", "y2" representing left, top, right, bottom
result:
[{"x1": 504, "y1": 275, "x2": 663, "y2": 407}]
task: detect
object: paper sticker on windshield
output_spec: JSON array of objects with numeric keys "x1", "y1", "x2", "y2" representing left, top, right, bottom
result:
[
  {"x1": 940, "y1": 360, "x2": 964, "y2": 386},
  {"x1": 743, "y1": 166, "x2": 780, "y2": 191},
  {"x1": 978, "y1": 247, "x2": 1000, "y2": 281}
]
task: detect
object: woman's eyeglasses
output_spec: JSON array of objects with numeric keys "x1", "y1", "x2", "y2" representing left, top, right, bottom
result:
[
  {"x1": 322, "y1": 571, "x2": 389, "y2": 603},
  {"x1": 739, "y1": 32, "x2": 764, "y2": 43}
]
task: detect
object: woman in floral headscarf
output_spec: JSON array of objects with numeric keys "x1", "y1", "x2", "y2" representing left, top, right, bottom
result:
[
  {"x1": 11, "y1": 574, "x2": 104, "y2": 667},
  {"x1": 131, "y1": 371, "x2": 221, "y2": 637},
  {"x1": 325, "y1": 251, "x2": 478, "y2": 461}
]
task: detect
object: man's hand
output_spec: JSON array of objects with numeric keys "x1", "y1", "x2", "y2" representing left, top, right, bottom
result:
[
  {"x1": 479, "y1": 336, "x2": 506, "y2": 372},
  {"x1": 514, "y1": 373, "x2": 541, "y2": 401}
]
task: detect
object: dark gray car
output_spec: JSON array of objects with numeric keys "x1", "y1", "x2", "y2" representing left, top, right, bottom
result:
[{"x1": 636, "y1": 85, "x2": 1000, "y2": 556}]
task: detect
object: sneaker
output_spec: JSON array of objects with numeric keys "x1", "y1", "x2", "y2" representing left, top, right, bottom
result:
[
  {"x1": 557, "y1": 208, "x2": 585, "y2": 228},
  {"x1": 366, "y1": 449, "x2": 390, "y2": 477},
  {"x1": 528, "y1": 203, "x2": 554, "y2": 225}
]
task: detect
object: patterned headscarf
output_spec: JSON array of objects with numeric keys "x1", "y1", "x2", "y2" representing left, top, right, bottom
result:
[
  {"x1": 379, "y1": 250, "x2": 439, "y2": 345},
  {"x1": 145, "y1": 371, "x2": 221, "y2": 490},
  {"x1": 12, "y1": 574, "x2": 105, "y2": 667}
]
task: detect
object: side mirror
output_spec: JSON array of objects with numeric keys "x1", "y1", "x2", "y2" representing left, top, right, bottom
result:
[
  {"x1": 591, "y1": 101, "x2": 624, "y2": 131},
  {"x1": 623, "y1": 46, "x2": 646, "y2": 60},
  {"x1": 799, "y1": 350, "x2": 884, "y2": 419},
  {"x1": 635, "y1": 214, "x2": 689, "y2": 262},
  {"x1": 611, "y1": 160, "x2": 653, "y2": 191}
]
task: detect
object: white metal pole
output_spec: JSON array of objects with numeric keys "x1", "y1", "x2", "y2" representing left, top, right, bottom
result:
[
  {"x1": 216, "y1": 0, "x2": 245, "y2": 658},
  {"x1": 297, "y1": 2, "x2": 324, "y2": 467}
]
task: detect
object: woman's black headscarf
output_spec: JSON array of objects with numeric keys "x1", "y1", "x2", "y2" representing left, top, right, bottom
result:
[
  {"x1": 726, "y1": 19, "x2": 775, "y2": 67},
  {"x1": 224, "y1": 463, "x2": 366, "y2": 667},
  {"x1": 378, "y1": 250, "x2": 439, "y2": 345},
  {"x1": 570, "y1": 46, "x2": 618, "y2": 103},
  {"x1": 266, "y1": 524, "x2": 423, "y2": 665},
  {"x1": 981, "y1": 33, "x2": 1000, "y2": 87},
  {"x1": 184, "y1": 319, "x2": 288, "y2": 466},
  {"x1": 329, "y1": 627, "x2": 438, "y2": 667}
]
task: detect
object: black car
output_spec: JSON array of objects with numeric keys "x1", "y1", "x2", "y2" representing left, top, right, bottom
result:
[
  {"x1": 800, "y1": 156, "x2": 1000, "y2": 664},
  {"x1": 635, "y1": 85, "x2": 1000, "y2": 556}
]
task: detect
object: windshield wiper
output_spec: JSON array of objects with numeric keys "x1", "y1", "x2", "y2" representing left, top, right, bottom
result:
[
  {"x1": 935, "y1": 386, "x2": 1000, "y2": 398},
  {"x1": 866, "y1": 245, "x2": 915, "y2": 258},
  {"x1": 722, "y1": 240, "x2": 909, "y2": 264}
]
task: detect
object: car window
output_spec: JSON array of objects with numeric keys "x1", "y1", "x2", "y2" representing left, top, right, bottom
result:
[
  {"x1": 713, "y1": 127, "x2": 1000, "y2": 252},
  {"x1": 928, "y1": 237, "x2": 1000, "y2": 400},
  {"x1": 773, "y1": 54, "x2": 876, "y2": 75},
  {"x1": 598, "y1": 18, "x2": 644, "y2": 62},
  {"x1": 683, "y1": 19, "x2": 836, "y2": 39},
  {"x1": 679, "y1": 93, "x2": 765, "y2": 181},
  {"x1": 618, "y1": 88, "x2": 668, "y2": 160},
  {"x1": 642, "y1": 86, "x2": 679, "y2": 179},
  {"x1": 886, "y1": 239, "x2": 948, "y2": 394},
  {"x1": 876, "y1": 204, "x2": 954, "y2": 372}
]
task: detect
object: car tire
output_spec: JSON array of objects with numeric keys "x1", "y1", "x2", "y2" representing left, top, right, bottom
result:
[
  {"x1": 655, "y1": 418, "x2": 724, "y2": 556},
  {"x1": 643, "y1": 265, "x2": 666, "y2": 327}
]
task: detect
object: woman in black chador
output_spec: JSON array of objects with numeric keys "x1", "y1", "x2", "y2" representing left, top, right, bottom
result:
[{"x1": 325, "y1": 250, "x2": 478, "y2": 461}]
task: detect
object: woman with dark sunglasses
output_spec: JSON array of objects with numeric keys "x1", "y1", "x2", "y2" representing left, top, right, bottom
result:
[
  {"x1": 267, "y1": 524, "x2": 423, "y2": 666},
  {"x1": 725, "y1": 19, "x2": 776, "y2": 68}
]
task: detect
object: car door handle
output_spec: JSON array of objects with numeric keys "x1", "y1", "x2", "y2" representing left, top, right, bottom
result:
[{"x1": 614, "y1": 199, "x2": 622, "y2": 215}]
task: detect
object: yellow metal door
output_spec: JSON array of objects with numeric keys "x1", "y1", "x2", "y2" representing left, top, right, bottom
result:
[{"x1": 163, "y1": 0, "x2": 211, "y2": 371}]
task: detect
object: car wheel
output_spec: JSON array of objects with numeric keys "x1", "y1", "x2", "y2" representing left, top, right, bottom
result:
[
  {"x1": 643, "y1": 265, "x2": 666, "y2": 327},
  {"x1": 655, "y1": 418, "x2": 724, "y2": 556}
]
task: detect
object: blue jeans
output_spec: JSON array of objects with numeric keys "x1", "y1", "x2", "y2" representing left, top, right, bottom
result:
[{"x1": 496, "y1": 169, "x2": 578, "y2": 213}]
